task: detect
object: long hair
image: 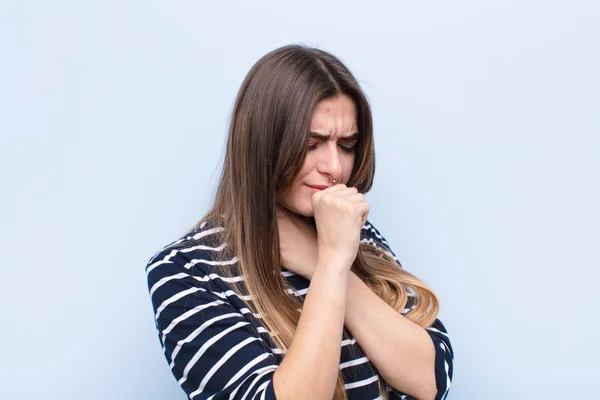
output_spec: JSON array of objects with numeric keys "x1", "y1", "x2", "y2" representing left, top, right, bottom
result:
[{"x1": 192, "y1": 44, "x2": 439, "y2": 400}]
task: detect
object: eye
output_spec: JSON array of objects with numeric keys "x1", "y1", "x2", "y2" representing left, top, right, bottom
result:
[{"x1": 308, "y1": 142, "x2": 355, "y2": 152}]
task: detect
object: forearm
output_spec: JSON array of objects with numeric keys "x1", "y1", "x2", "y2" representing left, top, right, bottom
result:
[
  {"x1": 345, "y1": 272, "x2": 437, "y2": 400},
  {"x1": 273, "y1": 257, "x2": 349, "y2": 400}
]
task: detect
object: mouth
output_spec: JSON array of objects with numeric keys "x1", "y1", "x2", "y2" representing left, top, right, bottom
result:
[{"x1": 305, "y1": 184, "x2": 330, "y2": 191}]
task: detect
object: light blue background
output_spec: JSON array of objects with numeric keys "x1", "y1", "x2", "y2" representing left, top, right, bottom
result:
[{"x1": 1, "y1": 1, "x2": 598, "y2": 399}]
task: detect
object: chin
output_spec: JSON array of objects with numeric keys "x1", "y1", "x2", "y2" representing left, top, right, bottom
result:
[
  {"x1": 284, "y1": 202, "x2": 314, "y2": 218},
  {"x1": 298, "y1": 208, "x2": 314, "y2": 217}
]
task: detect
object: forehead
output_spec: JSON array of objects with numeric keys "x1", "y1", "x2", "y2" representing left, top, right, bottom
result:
[{"x1": 309, "y1": 94, "x2": 358, "y2": 135}]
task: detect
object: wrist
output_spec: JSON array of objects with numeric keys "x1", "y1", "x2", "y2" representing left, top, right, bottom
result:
[
  {"x1": 311, "y1": 260, "x2": 351, "y2": 294},
  {"x1": 316, "y1": 252, "x2": 353, "y2": 274}
]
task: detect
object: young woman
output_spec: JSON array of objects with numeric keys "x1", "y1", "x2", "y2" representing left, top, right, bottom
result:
[{"x1": 146, "y1": 44, "x2": 453, "y2": 400}]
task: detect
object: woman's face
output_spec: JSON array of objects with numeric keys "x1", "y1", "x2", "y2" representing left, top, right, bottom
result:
[{"x1": 279, "y1": 93, "x2": 359, "y2": 217}]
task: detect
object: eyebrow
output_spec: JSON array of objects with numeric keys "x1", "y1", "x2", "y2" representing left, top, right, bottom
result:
[{"x1": 309, "y1": 132, "x2": 360, "y2": 141}]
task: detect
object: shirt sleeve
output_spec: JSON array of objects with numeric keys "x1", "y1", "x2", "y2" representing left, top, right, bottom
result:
[
  {"x1": 146, "y1": 248, "x2": 279, "y2": 400},
  {"x1": 361, "y1": 221, "x2": 455, "y2": 400}
]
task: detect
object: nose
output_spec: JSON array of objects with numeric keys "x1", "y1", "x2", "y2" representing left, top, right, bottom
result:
[{"x1": 316, "y1": 143, "x2": 343, "y2": 181}]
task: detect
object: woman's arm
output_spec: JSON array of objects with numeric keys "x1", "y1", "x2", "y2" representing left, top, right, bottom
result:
[
  {"x1": 278, "y1": 216, "x2": 454, "y2": 399},
  {"x1": 147, "y1": 248, "x2": 281, "y2": 400},
  {"x1": 358, "y1": 222, "x2": 454, "y2": 400},
  {"x1": 273, "y1": 254, "x2": 350, "y2": 399},
  {"x1": 345, "y1": 271, "x2": 437, "y2": 399},
  {"x1": 274, "y1": 185, "x2": 370, "y2": 399},
  {"x1": 148, "y1": 244, "x2": 355, "y2": 400}
]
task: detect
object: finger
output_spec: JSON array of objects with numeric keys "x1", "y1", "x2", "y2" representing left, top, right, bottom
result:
[
  {"x1": 323, "y1": 186, "x2": 358, "y2": 198},
  {"x1": 360, "y1": 202, "x2": 370, "y2": 214},
  {"x1": 342, "y1": 193, "x2": 366, "y2": 203},
  {"x1": 359, "y1": 203, "x2": 370, "y2": 225},
  {"x1": 312, "y1": 184, "x2": 351, "y2": 201},
  {"x1": 320, "y1": 183, "x2": 349, "y2": 193}
]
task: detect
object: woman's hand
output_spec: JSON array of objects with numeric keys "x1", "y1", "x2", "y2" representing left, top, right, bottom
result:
[
  {"x1": 312, "y1": 184, "x2": 370, "y2": 268},
  {"x1": 277, "y1": 184, "x2": 369, "y2": 279},
  {"x1": 277, "y1": 209, "x2": 319, "y2": 280}
]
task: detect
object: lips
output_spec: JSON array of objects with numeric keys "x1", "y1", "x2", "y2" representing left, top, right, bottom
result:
[{"x1": 306, "y1": 184, "x2": 330, "y2": 190}]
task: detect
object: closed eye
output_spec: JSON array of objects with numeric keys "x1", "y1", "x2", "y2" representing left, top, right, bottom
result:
[
  {"x1": 308, "y1": 131, "x2": 359, "y2": 153},
  {"x1": 307, "y1": 143, "x2": 357, "y2": 152}
]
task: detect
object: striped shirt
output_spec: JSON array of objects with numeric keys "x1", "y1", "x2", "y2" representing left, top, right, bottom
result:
[{"x1": 146, "y1": 219, "x2": 454, "y2": 400}]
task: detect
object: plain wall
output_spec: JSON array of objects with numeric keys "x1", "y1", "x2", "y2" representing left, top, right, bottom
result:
[{"x1": 1, "y1": 1, "x2": 598, "y2": 399}]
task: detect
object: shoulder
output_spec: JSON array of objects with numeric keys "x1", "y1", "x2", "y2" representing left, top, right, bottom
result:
[
  {"x1": 145, "y1": 217, "x2": 238, "y2": 288},
  {"x1": 360, "y1": 219, "x2": 392, "y2": 252},
  {"x1": 360, "y1": 219, "x2": 403, "y2": 268}
]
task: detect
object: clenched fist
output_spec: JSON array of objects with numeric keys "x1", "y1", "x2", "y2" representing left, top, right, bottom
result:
[{"x1": 311, "y1": 184, "x2": 370, "y2": 268}]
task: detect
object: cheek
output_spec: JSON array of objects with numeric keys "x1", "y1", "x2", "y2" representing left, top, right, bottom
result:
[
  {"x1": 343, "y1": 155, "x2": 356, "y2": 179},
  {"x1": 283, "y1": 178, "x2": 311, "y2": 207},
  {"x1": 279, "y1": 183, "x2": 314, "y2": 217},
  {"x1": 299, "y1": 154, "x2": 316, "y2": 174},
  {"x1": 291, "y1": 159, "x2": 315, "y2": 188}
]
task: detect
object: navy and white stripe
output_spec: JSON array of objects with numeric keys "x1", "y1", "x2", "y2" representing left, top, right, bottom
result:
[{"x1": 146, "y1": 220, "x2": 453, "y2": 400}]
